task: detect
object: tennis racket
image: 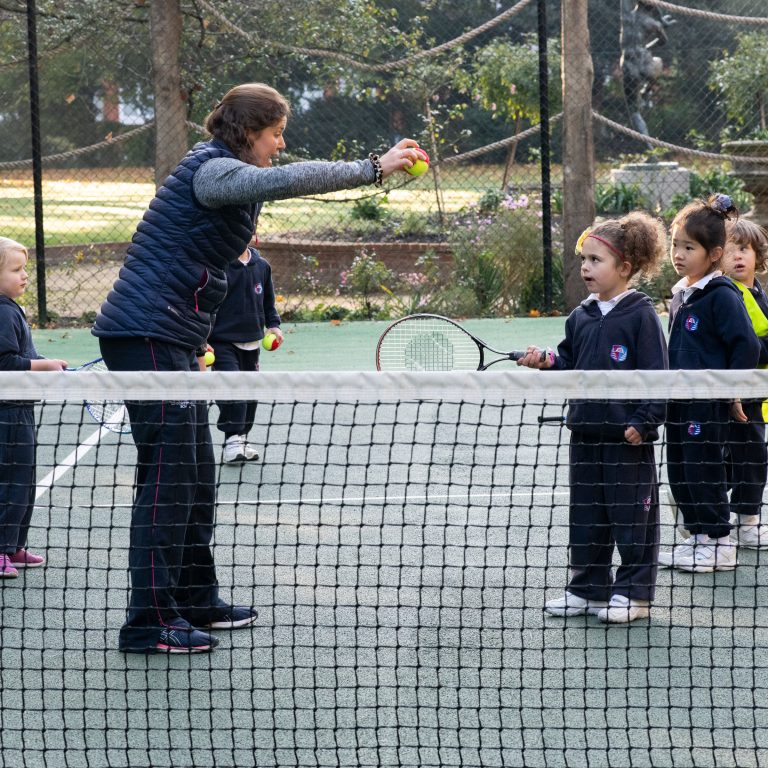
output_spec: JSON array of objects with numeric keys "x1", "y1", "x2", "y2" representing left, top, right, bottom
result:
[
  {"x1": 376, "y1": 313, "x2": 546, "y2": 371},
  {"x1": 66, "y1": 358, "x2": 130, "y2": 434}
]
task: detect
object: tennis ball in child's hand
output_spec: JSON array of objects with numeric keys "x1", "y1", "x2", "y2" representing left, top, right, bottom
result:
[
  {"x1": 262, "y1": 333, "x2": 279, "y2": 351},
  {"x1": 204, "y1": 351, "x2": 215, "y2": 366},
  {"x1": 405, "y1": 148, "x2": 430, "y2": 177}
]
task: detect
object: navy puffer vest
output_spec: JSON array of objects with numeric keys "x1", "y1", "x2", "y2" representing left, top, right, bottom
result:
[{"x1": 92, "y1": 140, "x2": 259, "y2": 349}]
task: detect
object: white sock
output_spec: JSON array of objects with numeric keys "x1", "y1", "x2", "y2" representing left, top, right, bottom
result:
[{"x1": 739, "y1": 515, "x2": 760, "y2": 527}]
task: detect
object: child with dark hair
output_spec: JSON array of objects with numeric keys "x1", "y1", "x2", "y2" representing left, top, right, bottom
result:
[
  {"x1": 660, "y1": 195, "x2": 761, "y2": 573},
  {"x1": 210, "y1": 245, "x2": 282, "y2": 464},
  {"x1": 518, "y1": 211, "x2": 668, "y2": 623},
  {"x1": 723, "y1": 219, "x2": 768, "y2": 549}
]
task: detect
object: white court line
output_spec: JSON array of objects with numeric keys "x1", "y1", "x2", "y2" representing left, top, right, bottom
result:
[
  {"x1": 35, "y1": 405, "x2": 126, "y2": 501},
  {"x1": 78, "y1": 488, "x2": 569, "y2": 510}
]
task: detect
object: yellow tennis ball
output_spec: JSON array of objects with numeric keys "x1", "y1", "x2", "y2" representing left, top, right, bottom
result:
[
  {"x1": 262, "y1": 333, "x2": 279, "y2": 351},
  {"x1": 405, "y1": 148, "x2": 430, "y2": 177},
  {"x1": 204, "y1": 350, "x2": 215, "y2": 366}
]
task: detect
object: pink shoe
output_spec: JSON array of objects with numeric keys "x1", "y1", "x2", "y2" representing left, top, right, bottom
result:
[
  {"x1": 9, "y1": 549, "x2": 45, "y2": 568},
  {"x1": 0, "y1": 555, "x2": 19, "y2": 578}
]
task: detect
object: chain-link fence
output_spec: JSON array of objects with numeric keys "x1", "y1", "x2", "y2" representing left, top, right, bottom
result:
[{"x1": 2, "y1": 0, "x2": 768, "y2": 326}]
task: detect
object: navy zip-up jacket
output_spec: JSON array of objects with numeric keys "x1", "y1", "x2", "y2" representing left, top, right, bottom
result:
[
  {"x1": 0, "y1": 296, "x2": 41, "y2": 408},
  {"x1": 92, "y1": 139, "x2": 258, "y2": 350},
  {"x1": 209, "y1": 248, "x2": 280, "y2": 343},
  {"x1": 668, "y1": 276, "x2": 760, "y2": 370},
  {"x1": 552, "y1": 291, "x2": 668, "y2": 441}
]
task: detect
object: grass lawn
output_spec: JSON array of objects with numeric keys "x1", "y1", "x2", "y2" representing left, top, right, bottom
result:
[{"x1": 1, "y1": 163, "x2": 555, "y2": 247}]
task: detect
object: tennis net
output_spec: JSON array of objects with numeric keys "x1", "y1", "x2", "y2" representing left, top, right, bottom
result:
[{"x1": 2, "y1": 368, "x2": 768, "y2": 768}]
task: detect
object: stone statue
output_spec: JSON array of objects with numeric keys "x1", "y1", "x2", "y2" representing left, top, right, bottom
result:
[{"x1": 620, "y1": 0, "x2": 675, "y2": 138}]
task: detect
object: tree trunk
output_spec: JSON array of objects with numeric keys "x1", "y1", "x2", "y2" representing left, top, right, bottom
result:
[
  {"x1": 501, "y1": 115, "x2": 522, "y2": 191},
  {"x1": 561, "y1": 0, "x2": 595, "y2": 310},
  {"x1": 150, "y1": 0, "x2": 187, "y2": 189}
]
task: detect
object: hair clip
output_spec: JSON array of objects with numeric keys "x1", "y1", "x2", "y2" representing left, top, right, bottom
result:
[
  {"x1": 575, "y1": 227, "x2": 591, "y2": 255},
  {"x1": 712, "y1": 193, "x2": 733, "y2": 213}
]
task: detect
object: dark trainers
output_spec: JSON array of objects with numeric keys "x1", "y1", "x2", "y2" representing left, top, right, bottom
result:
[
  {"x1": 156, "y1": 627, "x2": 220, "y2": 653},
  {"x1": 205, "y1": 606, "x2": 259, "y2": 629}
]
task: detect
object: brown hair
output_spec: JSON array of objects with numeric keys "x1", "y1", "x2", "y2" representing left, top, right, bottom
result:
[
  {"x1": 671, "y1": 194, "x2": 739, "y2": 258},
  {"x1": 726, "y1": 219, "x2": 768, "y2": 272},
  {"x1": 204, "y1": 83, "x2": 291, "y2": 162},
  {"x1": 0, "y1": 237, "x2": 28, "y2": 271},
  {"x1": 588, "y1": 211, "x2": 667, "y2": 279}
]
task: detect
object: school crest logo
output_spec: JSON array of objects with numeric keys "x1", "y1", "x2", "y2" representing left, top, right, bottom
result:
[
  {"x1": 684, "y1": 315, "x2": 699, "y2": 332},
  {"x1": 255, "y1": 283, "x2": 263, "y2": 295},
  {"x1": 610, "y1": 344, "x2": 628, "y2": 362},
  {"x1": 643, "y1": 496, "x2": 651, "y2": 514},
  {"x1": 687, "y1": 422, "x2": 701, "y2": 436}
]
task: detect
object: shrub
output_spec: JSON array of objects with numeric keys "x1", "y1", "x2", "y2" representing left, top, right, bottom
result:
[{"x1": 446, "y1": 194, "x2": 548, "y2": 316}]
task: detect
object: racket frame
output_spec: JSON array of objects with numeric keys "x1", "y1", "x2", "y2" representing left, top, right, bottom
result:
[{"x1": 376, "y1": 313, "x2": 538, "y2": 371}]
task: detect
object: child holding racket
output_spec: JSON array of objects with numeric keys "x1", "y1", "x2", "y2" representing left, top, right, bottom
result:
[
  {"x1": 659, "y1": 195, "x2": 760, "y2": 573},
  {"x1": 722, "y1": 219, "x2": 768, "y2": 549},
  {"x1": 209, "y1": 245, "x2": 282, "y2": 464},
  {"x1": 0, "y1": 237, "x2": 67, "y2": 578},
  {"x1": 517, "y1": 212, "x2": 668, "y2": 623},
  {"x1": 93, "y1": 83, "x2": 423, "y2": 654}
]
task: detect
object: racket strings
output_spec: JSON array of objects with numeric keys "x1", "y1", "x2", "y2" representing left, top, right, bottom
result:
[{"x1": 379, "y1": 320, "x2": 482, "y2": 371}]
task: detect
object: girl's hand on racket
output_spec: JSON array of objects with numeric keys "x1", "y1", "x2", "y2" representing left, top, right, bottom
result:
[
  {"x1": 624, "y1": 426, "x2": 642, "y2": 445},
  {"x1": 379, "y1": 139, "x2": 422, "y2": 178},
  {"x1": 516, "y1": 346, "x2": 552, "y2": 369},
  {"x1": 31, "y1": 358, "x2": 68, "y2": 371}
]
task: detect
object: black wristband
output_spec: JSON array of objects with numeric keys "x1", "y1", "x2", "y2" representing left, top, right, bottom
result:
[{"x1": 368, "y1": 153, "x2": 383, "y2": 186}]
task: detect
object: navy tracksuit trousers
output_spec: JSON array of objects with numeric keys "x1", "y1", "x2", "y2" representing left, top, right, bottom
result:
[
  {"x1": 99, "y1": 337, "x2": 228, "y2": 652},
  {"x1": 211, "y1": 341, "x2": 260, "y2": 439},
  {"x1": 0, "y1": 406, "x2": 35, "y2": 555},
  {"x1": 568, "y1": 435, "x2": 659, "y2": 602},
  {"x1": 667, "y1": 400, "x2": 732, "y2": 539},
  {"x1": 726, "y1": 399, "x2": 767, "y2": 520}
]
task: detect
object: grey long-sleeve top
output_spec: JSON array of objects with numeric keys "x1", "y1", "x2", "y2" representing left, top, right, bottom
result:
[{"x1": 193, "y1": 157, "x2": 376, "y2": 209}]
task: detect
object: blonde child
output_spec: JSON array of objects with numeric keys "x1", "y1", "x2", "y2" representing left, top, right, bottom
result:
[
  {"x1": 723, "y1": 219, "x2": 768, "y2": 549},
  {"x1": 517, "y1": 212, "x2": 668, "y2": 623},
  {"x1": 659, "y1": 195, "x2": 760, "y2": 572},
  {"x1": 0, "y1": 237, "x2": 67, "y2": 578}
]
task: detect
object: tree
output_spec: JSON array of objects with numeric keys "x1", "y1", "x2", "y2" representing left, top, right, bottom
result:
[{"x1": 461, "y1": 33, "x2": 561, "y2": 188}]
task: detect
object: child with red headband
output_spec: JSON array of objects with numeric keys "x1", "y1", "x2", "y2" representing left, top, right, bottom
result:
[{"x1": 517, "y1": 211, "x2": 668, "y2": 623}]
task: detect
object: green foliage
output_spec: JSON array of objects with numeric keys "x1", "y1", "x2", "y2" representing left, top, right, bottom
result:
[
  {"x1": 517, "y1": 252, "x2": 565, "y2": 315},
  {"x1": 660, "y1": 167, "x2": 752, "y2": 220},
  {"x1": 446, "y1": 194, "x2": 547, "y2": 316},
  {"x1": 635, "y1": 259, "x2": 678, "y2": 311},
  {"x1": 339, "y1": 250, "x2": 393, "y2": 320},
  {"x1": 350, "y1": 195, "x2": 390, "y2": 223},
  {"x1": 460, "y1": 34, "x2": 562, "y2": 125},
  {"x1": 380, "y1": 251, "x2": 444, "y2": 316},
  {"x1": 595, "y1": 183, "x2": 648, "y2": 214},
  {"x1": 477, "y1": 188, "x2": 504, "y2": 214},
  {"x1": 709, "y1": 32, "x2": 768, "y2": 135}
]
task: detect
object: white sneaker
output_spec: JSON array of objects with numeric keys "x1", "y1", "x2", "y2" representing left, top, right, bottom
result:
[
  {"x1": 597, "y1": 594, "x2": 651, "y2": 624},
  {"x1": 223, "y1": 437, "x2": 246, "y2": 464},
  {"x1": 544, "y1": 591, "x2": 608, "y2": 617},
  {"x1": 734, "y1": 523, "x2": 768, "y2": 549},
  {"x1": 662, "y1": 536, "x2": 738, "y2": 573},
  {"x1": 658, "y1": 536, "x2": 696, "y2": 568},
  {"x1": 240, "y1": 436, "x2": 260, "y2": 462}
]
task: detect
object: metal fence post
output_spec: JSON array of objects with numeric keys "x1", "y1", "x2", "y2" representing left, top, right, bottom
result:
[
  {"x1": 537, "y1": 0, "x2": 553, "y2": 313},
  {"x1": 26, "y1": 0, "x2": 46, "y2": 325}
]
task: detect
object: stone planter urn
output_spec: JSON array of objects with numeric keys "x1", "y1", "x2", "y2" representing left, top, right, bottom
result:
[{"x1": 723, "y1": 140, "x2": 768, "y2": 227}]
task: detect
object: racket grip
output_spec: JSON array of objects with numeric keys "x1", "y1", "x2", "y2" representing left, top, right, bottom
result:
[
  {"x1": 538, "y1": 415, "x2": 565, "y2": 424},
  {"x1": 511, "y1": 349, "x2": 551, "y2": 363}
]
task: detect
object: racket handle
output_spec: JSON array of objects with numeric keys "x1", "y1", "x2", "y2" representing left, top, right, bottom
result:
[
  {"x1": 511, "y1": 349, "x2": 551, "y2": 363},
  {"x1": 538, "y1": 415, "x2": 565, "y2": 424}
]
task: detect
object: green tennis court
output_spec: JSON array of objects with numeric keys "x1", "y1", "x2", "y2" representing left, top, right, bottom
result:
[{"x1": 0, "y1": 366, "x2": 765, "y2": 768}]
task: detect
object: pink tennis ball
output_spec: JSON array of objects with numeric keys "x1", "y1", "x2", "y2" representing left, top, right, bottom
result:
[
  {"x1": 262, "y1": 333, "x2": 279, "y2": 351},
  {"x1": 405, "y1": 148, "x2": 430, "y2": 177}
]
